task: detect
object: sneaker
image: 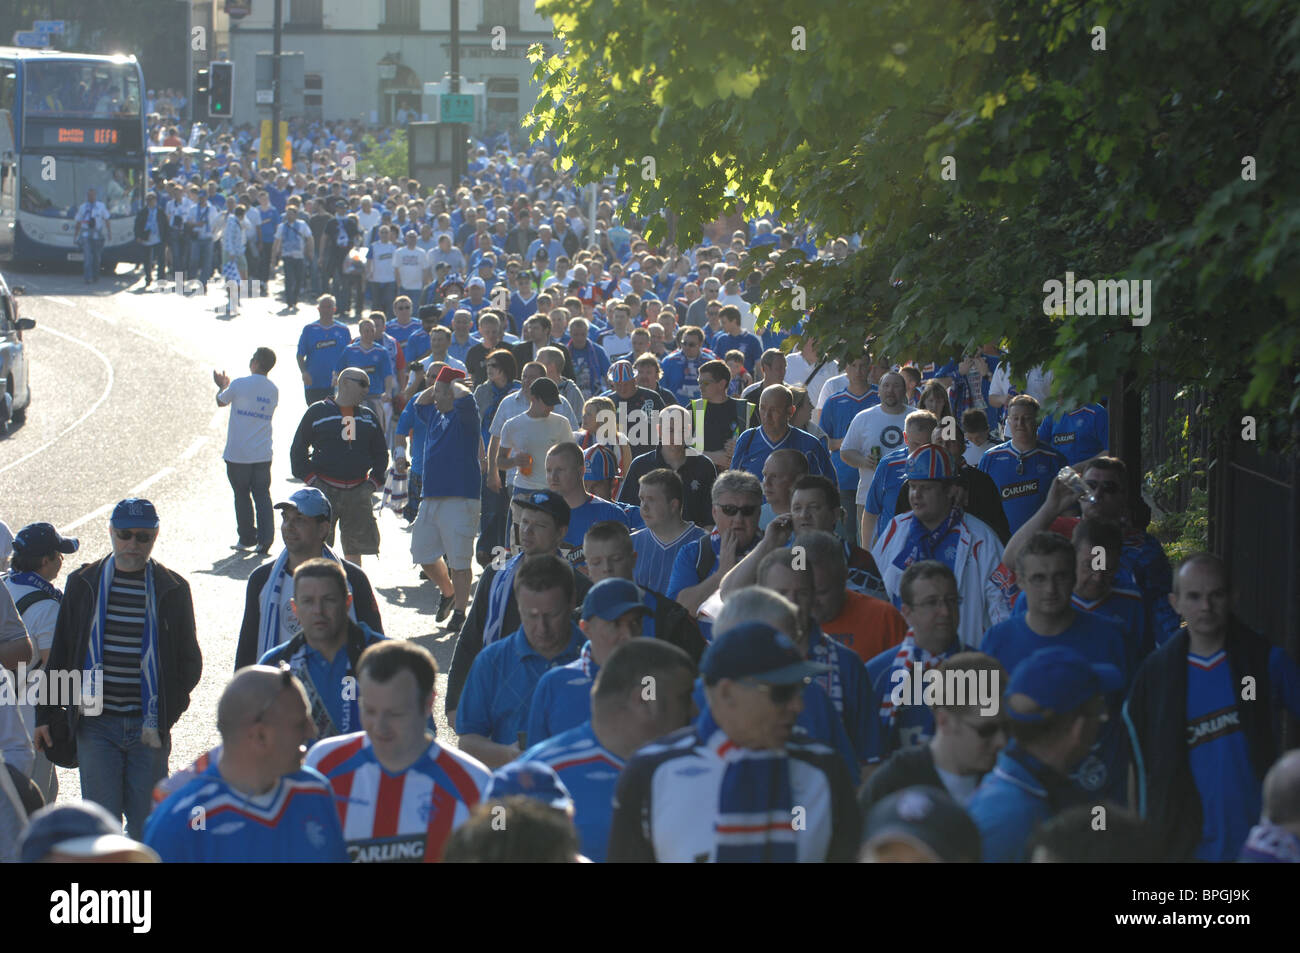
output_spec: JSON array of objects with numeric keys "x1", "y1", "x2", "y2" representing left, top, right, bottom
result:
[
  {"x1": 446, "y1": 610, "x2": 465, "y2": 632},
  {"x1": 257, "y1": 544, "x2": 273, "y2": 556},
  {"x1": 233, "y1": 540, "x2": 256, "y2": 551},
  {"x1": 435, "y1": 592, "x2": 454, "y2": 623}
]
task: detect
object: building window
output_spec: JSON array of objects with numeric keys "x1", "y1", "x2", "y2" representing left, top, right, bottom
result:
[
  {"x1": 482, "y1": 0, "x2": 520, "y2": 31},
  {"x1": 289, "y1": 0, "x2": 323, "y2": 27},
  {"x1": 304, "y1": 73, "x2": 323, "y2": 117},
  {"x1": 383, "y1": 0, "x2": 419, "y2": 30}
]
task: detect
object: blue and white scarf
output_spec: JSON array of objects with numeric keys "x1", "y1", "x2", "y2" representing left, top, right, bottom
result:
[
  {"x1": 84, "y1": 557, "x2": 162, "y2": 748},
  {"x1": 892, "y1": 506, "x2": 964, "y2": 572},
  {"x1": 576, "y1": 640, "x2": 596, "y2": 678},
  {"x1": 483, "y1": 552, "x2": 524, "y2": 646},
  {"x1": 806, "y1": 629, "x2": 844, "y2": 718},
  {"x1": 877, "y1": 631, "x2": 951, "y2": 727},
  {"x1": 710, "y1": 725, "x2": 797, "y2": 863},
  {"x1": 6, "y1": 570, "x2": 62, "y2": 603},
  {"x1": 257, "y1": 546, "x2": 354, "y2": 660}
]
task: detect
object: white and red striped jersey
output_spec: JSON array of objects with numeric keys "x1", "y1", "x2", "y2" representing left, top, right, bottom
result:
[{"x1": 305, "y1": 731, "x2": 491, "y2": 863}]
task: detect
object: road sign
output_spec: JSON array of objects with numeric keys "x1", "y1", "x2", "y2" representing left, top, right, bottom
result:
[
  {"x1": 439, "y1": 93, "x2": 474, "y2": 124},
  {"x1": 33, "y1": 20, "x2": 67, "y2": 35},
  {"x1": 255, "y1": 90, "x2": 274, "y2": 105},
  {"x1": 12, "y1": 31, "x2": 50, "y2": 48}
]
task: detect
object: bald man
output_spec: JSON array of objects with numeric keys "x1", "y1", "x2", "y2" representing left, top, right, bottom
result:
[
  {"x1": 144, "y1": 666, "x2": 348, "y2": 862},
  {"x1": 1240, "y1": 750, "x2": 1300, "y2": 862}
]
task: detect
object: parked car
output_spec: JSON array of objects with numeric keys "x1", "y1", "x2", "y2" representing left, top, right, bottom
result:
[{"x1": 0, "y1": 273, "x2": 35, "y2": 431}]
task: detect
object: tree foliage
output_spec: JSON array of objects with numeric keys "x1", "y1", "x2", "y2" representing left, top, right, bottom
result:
[{"x1": 527, "y1": 0, "x2": 1300, "y2": 448}]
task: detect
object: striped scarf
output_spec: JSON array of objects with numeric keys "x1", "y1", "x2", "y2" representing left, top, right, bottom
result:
[
  {"x1": 576, "y1": 641, "x2": 596, "y2": 678},
  {"x1": 84, "y1": 557, "x2": 162, "y2": 747},
  {"x1": 483, "y1": 552, "x2": 523, "y2": 646},
  {"x1": 806, "y1": 629, "x2": 844, "y2": 718},
  {"x1": 710, "y1": 727, "x2": 796, "y2": 863},
  {"x1": 877, "y1": 632, "x2": 950, "y2": 726},
  {"x1": 257, "y1": 546, "x2": 354, "y2": 661},
  {"x1": 892, "y1": 507, "x2": 964, "y2": 572}
]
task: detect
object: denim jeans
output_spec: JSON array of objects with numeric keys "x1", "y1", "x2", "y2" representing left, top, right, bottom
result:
[
  {"x1": 78, "y1": 713, "x2": 171, "y2": 840},
  {"x1": 478, "y1": 472, "x2": 509, "y2": 560},
  {"x1": 226, "y1": 460, "x2": 274, "y2": 547},
  {"x1": 140, "y1": 241, "x2": 163, "y2": 284},
  {"x1": 283, "y1": 257, "x2": 306, "y2": 307},
  {"x1": 82, "y1": 235, "x2": 104, "y2": 281},
  {"x1": 371, "y1": 281, "x2": 395, "y2": 320},
  {"x1": 189, "y1": 237, "x2": 214, "y2": 285}
]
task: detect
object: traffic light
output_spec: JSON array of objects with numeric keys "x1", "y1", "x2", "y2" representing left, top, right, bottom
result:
[
  {"x1": 194, "y1": 68, "x2": 209, "y2": 120},
  {"x1": 209, "y1": 62, "x2": 233, "y2": 118}
]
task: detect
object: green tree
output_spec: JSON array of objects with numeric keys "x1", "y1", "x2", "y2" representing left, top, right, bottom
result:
[
  {"x1": 357, "y1": 130, "x2": 407, "y2": 182},
  {"x1": 528, "y1": 0, "x2": 1300, "y2": 448}
]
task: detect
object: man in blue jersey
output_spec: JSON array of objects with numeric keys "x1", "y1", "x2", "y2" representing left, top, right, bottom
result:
[
  {"x1": 667, "y1": 470, "x2": 764, "y2": 615},
  {"x1": 519, "y1": 638, "x2": 697, "y2": 862},
  {"x1": 659, "y1": 325, "x2": 709, "y2": 404},
  {"x1": 709, "y1": 305, "x2": 763, "y2": 374},
  {"x1": 544, "y1": 442, "x2": 631, "y2": 573},
  {"x1": 1037, "y1": 402, "x2": 1108, "y2": 467},
  {"x1": 730, "y1": 385, "x2": 834, "y2": 482},
  {"x1": 334, "y1": 316, "x2": 396, "y2": 410},
  {"x1": 978, "y1": 394, "x2": 1068, "y2": 535},
  {"x1": 145, "y1": 664, "x2": 348, "y2": 862},
  {"x1": 818, "y1": 350, "x2": 878, "y2": 546},
  {"x1": 565, "y1": 317, "x2": 611, "y2": 399},
  {"x1": 527, "y1": 577, "x2": 651, "y2": 744},
  {"x1": 1124, "y1": 554, "x2": 1300, "y2": 861},
  {"x1": 966, "y1": 646, "x2": 1120, "y2": 862},
  {"x1": 631, "y1": 469, "x2": 706, "y2": 595},
  {"x1": 296, "y1": 295, "x2": 351, "y2": 404},
  {"x1": 982, "y1": 533, "x2": 1130, "y2": 803},
  {"x1": 457, "y1": 555, "x2": 585, "y2": 768}
]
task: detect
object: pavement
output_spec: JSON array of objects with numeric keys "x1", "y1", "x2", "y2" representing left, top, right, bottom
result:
[{"x1": 0, "y1": 261, "x2": 469, "y2": 802}]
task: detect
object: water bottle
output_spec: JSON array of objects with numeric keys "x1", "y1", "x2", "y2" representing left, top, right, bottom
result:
[{"x1": 1056, "y1": 467, "x2": 1097, "y2": 504}]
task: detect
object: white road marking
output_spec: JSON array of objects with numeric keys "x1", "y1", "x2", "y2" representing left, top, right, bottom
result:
[
  {"x1": 0, "y1": 325, "x2": 115, "y2": 477},
  {"x1": 47, "y1": 296, "x2": 74, "y2": 307},
  {"x1": 209, "y1": 408, "x2": 226, "y2": 430},
  {"x1": 130, "y1": 466, "x2": 175, "y2": 496},
  {"x1": 60, "y1": 503, "x2": 114, "y2": 534},
  {"x1": 180, "y1": 436, "x2": 206, "y2": 460},
  {"x1": 126, "y1": 327, "x2": 152, "y2": 341},
  {"x1": 88, "y1": 308, "x2": 118, "y2": 325}
]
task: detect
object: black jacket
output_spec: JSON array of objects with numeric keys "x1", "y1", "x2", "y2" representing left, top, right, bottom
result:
[
  {"x1": 133, "y1": 206, "x2": 172, "y2": 245},
  {"x1": 1123, "y1": 621, "x2": 1279, "y2": 860},
  {"x1": 859, "y1": 745, "x2": 944, "y2": 813},
  {"x1": 321, "y1": 216, "x2": 360, "y2": 267},
  {"x1": 290, "y1": 398, "x2": 388, "y2": 486},
  {"x1": 234, "y1": 557, "x2": 385, "y2": 669},
  {"x1": 36, "y1": 556, "x2": 202, "y2": 738}
]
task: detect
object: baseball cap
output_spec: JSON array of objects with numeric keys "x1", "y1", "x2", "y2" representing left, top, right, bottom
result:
[
  {"x1": 862, "y1": 786, "x2": 981, "y2": 862},
  {"x1": 418, "y1": 304, "x2": 440, "y2": 322},
  {"x1": 607, "y1": 360, "x2": 635, "y2": 383},
  {"x1": 486, "y1": 762, "x2": 574, "y2": 813},
  {"x1": 529, "y1": 376, "x2": 561, "y2": 406},
  {"x1": 583, "y1": 444, "x2": 618, "y2": 482},
  {"x1": 903, "y1": 444, "x2": 957, "y2": 482},
  {"x1": 337, "y1": 367, "x2": 371, "y2": 388},
  {"x1": 581, "y1": 577, "x2": 650, "y2": 622},
  {"x1": 1005, "y1": 646, "x2": 1124, "y2": 722},
  {"x1": 19, "y1": 802, "x2": 160, "y2": 863},
  {"x1": 700, "y1": 621, "x2": 829, "y2": 686},
  {"x1": 12, "y1": 522, "x2": 79, "y2": 559},
  {"x1": 478, "y1": 255, "x2": 496, "y2": 267},
  {"x1": 274, "y1": 487, "x2": 332, "y2": 520},
  {"x1": 466, "y1": 276, "x2": 486, "y2": 289},
  {"x1": 512, "y1": 489, "x2": 571, "y2": 527},
  {"x1": 434, "y1": 365, "x2": 467, "y2": 384},
  {"x1": 110, "y1": 498, "x2": 159, "y2": 530}
]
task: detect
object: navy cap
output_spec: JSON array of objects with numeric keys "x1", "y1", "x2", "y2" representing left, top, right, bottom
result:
[
  {"x1": 700, "y1": 621, "x2": 829, "y2": 686},
  {"x1": 581, "y1": 577, "x2": 650, "y2": 622},
  {"x1": 486, "y1": 762, "x2": 574, "y2": 813},
  {"x1": 862, "y1": 786, "x2": 981, "y2": 862},
  {"x1": 19, "y1": 802, "x2": 159, "y2": 863},
  {"x1": 110, "y1": 498, "x2": 159, "y2": 529},
  {"x1": 529, "y1": 376, "x2": 561, "y2": 406},
  {"x1": 1005, "y1": 646, "x2": 1124, "y2": 722},
  {"x1": 418, "y1": 304, "x2": 440, "y2": 321},
  {"x1": 512, "y1": 489, "x2": 571, "y2": 527},
  {"x1": 12, "y1": 522, "x2": 79, "y2": 559},
  {"x1": 274, "y1": 487, "x2": 332, "y2": 520}
]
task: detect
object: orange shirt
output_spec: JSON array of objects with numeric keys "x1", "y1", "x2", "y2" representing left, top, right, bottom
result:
[{"x1": 821, "y1": 589, "x2": 908, "y2": 664}]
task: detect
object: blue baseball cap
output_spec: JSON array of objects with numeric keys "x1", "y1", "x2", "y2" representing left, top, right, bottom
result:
[
  {"x1": 274, "y1": 487, "x2": 332, "y2": 520},
  {"x1": 110, "y1": 498, "x2": 159, "y2": 529},
  {"x1": 904, "y1": 444, "x2": 957, "y2": 482},
  {"x1": 1005, "y1": 646, "x2": 1124, "y2": 722},
  {"x1": 607, "y1": 360, "x2": 635, "y2": 383},
  {"x1": 583, "y1": 444, "x2": 618, "y2": 482},
  {"x1": 581, "y1": 577, "x2": 650, "y2": 622},
  {"x1": 486, "y1": 762, "x2": 575, "y2": 813},
  {"x1": 12, "y1": 522, "x2": 79, "y2": 559},
  {"x1": 19, "y1": 802, "x2": 159, "y2": 863},
  {"x1": 700, "y1": 621, "x2": 829, "y2": 686}
]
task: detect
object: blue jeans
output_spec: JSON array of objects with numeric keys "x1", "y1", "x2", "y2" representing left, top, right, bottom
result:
[
  {"x1": 77, "y1": 713, "x2": 170, "y2": 840},
  {"x1": 189, "y1": 237, "x2": 214, "y2": 285},
  {"x1": 140, "y1": 241, "x2": 163, "y2": 284},
  {"x1": 371, "y1": 281, "x2": 395, "y2": 320},
  {"x1": 226, "y1": 460, "x2": 274, "y2": 547},
  {"x1": 283, "y1": 257, "x2": 306, "y2": 307},
  {"x1": 478, "y1": 472, "x2": 509, "y2": 561},
  {"x1": 82, "y1": 235, "x2": 104, "y2": 281}
]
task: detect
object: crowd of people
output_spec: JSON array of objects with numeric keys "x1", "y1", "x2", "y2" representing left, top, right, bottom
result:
[{"x1": 2, "y1": 117, "x2": 1299, "y2": 865}]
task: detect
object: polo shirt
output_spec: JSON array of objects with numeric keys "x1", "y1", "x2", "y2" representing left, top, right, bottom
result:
[
  {"x1": 729, "y1": 425, "x2": 834, "y2": 482},
  {"x1": 632, "y1": 524, "x2": 706, "y2": 595},
  {"x1": 519, "y1": 721, "x2": 625, "y2": 862},
  {"x1": 525, "y1": 644, "x2": 597, "y2": 746},
  {"x1": 820, "y1": 590, "x2": 908, "y2": 665}
]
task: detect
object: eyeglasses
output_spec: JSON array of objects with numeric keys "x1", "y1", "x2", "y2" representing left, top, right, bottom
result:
[
  {"x1": 961, "y1": 717, "x2": 1005, "y2": 739},
  {"x1": 716, "y1": 503, "x2": 759, "y2": 517},
  {"x1": 113, "y1": 529, "x2": 157, "y2": 543},
  {"x1": 395, "y1": 304, "x2": 411, "y2": 310},
  {"x1": 1085, "y1": 479, "x2": 1122, "y2": 495},
  {"x1": 252, "y1": 662, "x2": 294, "y2": 725},
  {"x1": 908, "y1": 596, "x2": 962, "y2": 611},
  {"x1": 743, "y1": 678, "x2": 808, "y2": 705}
]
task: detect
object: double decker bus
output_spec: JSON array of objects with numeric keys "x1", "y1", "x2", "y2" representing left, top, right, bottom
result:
[{"x1": 0, "y1": 49, "x2": 146, "y2": 268}]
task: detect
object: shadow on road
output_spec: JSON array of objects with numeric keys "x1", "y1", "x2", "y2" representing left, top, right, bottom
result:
[
  {"x1": 374, "y1": 584, "x2": 441, "y2": 610},
  {"x1": 193, "y1": 551, "x2": 264, "y2": 581}
]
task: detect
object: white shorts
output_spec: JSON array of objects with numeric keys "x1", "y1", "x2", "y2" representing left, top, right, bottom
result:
[{"x1": 411, "y1": 496, "x2": 481, "y2": 571}]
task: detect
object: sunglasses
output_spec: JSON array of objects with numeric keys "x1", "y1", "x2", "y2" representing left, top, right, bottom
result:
[
  {"x1": 113, "y1": 529, "x2": 157, "y2": 543},
  {"x1": 962, "y1": 717, "x2": 1005, "y2": 739},
  {"x1": 1085, "y1": 479, "x2": 1122, "y2": 495},
  {"x1": 716, "y1": 503, "x2": 759, "y2": 517},
  {"x1": 744, "y1": 678, "x2": 807, "y2": 705}
]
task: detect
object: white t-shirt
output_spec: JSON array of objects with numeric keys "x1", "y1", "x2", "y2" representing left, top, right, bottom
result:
[
  {"x1": 275, "y1": 220, "x2": 312, "y2": 259},
  {"x1": 815, "y1": 373, "x2": 849, "y2": 410},
  {"x1": 989, "y1": 363, "x2": 1053, "y2": 405},
  {"x1": 369, "y1": 242, "x2": 397, "y2": 284},
  {"x1": 4, "y1": 575, "x2": 60, "y2": 742},
  {"x1": 393, "y1": 246, "x2": 428, "y2": 289},
  {"x1": 601, "y1": 330, "x2": 635, "y2": 360},
  {"x1": 842, "y1": 404, "x2": 914, "y2": 504},
  {"x1": 357, "y1": 207, "x2": 382, "y2": 235},
  {"x1": 499, "y1": 412, "x2": 577, "y2": 490},
  {"x1": 964, "y1": 440, "x2": 991, "y2": 468},
  {"x1": 219, "y1": 374, "x2": 279, "y2": 464},
  {"x1": 0, "y1": 521, "x2": 11, "y2": 570},
  {"x1": 785, "y1": 353, "x2": 839, "y2": 405}
]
